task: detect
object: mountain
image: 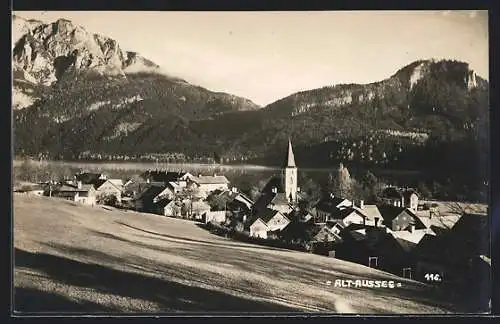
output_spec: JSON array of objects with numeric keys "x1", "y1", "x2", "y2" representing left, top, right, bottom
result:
[
  {"x1": 12, "y1": 16, "x2": 489, "y2": 201},
  {"x1": 11, "y1": 16, "x2": 261, "y2": 112}
]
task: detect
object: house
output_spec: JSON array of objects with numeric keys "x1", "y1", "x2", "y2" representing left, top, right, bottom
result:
[
  {"x1": 140, "y1": 170, "x2": 194, "y2": 185},
  {"x1": 203, "y1": 210, "x2": 227, "y2": 224},
  {"x1": 249, "y1": 218, "x2": 269, "y2": 239},
  {"x1": 133, "y1": 184, "x2": 167, "y2": 212},
  {"x1": 403, "y1": 189, "x2": 419, "y2": 211},
  {"x1": 190, "y1": 200, "x2": 212, "y2": 220},
  {"x1": 15, "y1": 183, "x2": 46, "y2": 196},
  {"x1": 381, "y1": 187, "x2": 419, "y2": 211},
  {"x1": 355, "y1": 203, "x2": 384, "y2": 227},
  {"x1": 310, "y1": 194, "x2": 353, "y2": 224},
  {"x1": 252, "y1": 178, "x2": 296, "y2": 215},
  {"x1": 92, "y1": 179, "x2": 123, "y2": 203},
  {"x1": 414, "y1": 211, "x2": 489, "y2": 284},
  {"x1": 52, "y1": 181, "x2": 96, "y2": 206},
  {"x1": 249, "y1": 208, "x2": 290, "y2": 239},
  {"x1": 75, "y1": 172, "x2": 107, "y2": 184},
  {"x1": 154, "y1": 198, "x2": 181, "y2": 217},
  {"x1": 187, "y1": 174, "x2": 230, "y2": 198},
  {"x1": 151, "y1": 181, "x2": 187, "y2": 203},
  {"x1": 311, "y1": 223, "x2": 343, "y2": 244},
  {"x1": 331, "y1": 206, "x2": 369, "y2": 227},
  {"x1": 213, "y1": 188, "x2": 254, "y2": 220},
  {"x1": 108, "y1": 179, "x2": 124, "y2": 191},
  {"x1": 377, "y1": 205, "x2": 426, "y2": 232}
]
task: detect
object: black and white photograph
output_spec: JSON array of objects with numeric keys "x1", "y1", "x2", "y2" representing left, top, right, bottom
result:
[{"x1": 11, "y1": 10, "x2": 491, "y2": 315}]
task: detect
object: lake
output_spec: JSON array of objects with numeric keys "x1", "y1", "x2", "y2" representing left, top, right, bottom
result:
[{"x1": 12, "y1": 159, "x2": 424, "y2": 192}]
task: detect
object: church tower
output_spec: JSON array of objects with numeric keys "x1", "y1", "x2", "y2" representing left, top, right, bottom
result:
[{"x1": 283, "y1": 139, "x2": 298, "y2": 203}]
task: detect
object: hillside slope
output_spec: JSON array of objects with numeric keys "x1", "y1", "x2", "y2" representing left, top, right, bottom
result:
[{"x1": 13, "y1": 195, "x2": 461, "y2": 314}]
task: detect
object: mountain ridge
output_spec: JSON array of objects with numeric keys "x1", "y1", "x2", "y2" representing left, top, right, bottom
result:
[
  {"x1": 12, "y1": 16, "x2": 489, "y2": 201},
  {"x1": 11, "y1": 15, "x2": 261, "y2": 112}
]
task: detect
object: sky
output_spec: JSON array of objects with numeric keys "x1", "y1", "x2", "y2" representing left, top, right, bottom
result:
[{"x1": 14, "y1": 10, "x2": 488, "y2": 106}]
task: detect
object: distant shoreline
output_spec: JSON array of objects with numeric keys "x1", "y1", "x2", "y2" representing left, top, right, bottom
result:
[
  {"x1": 12, "y1": 159, "x2": 278, "y2": 171},
  {"x1": 12, "y1": 159, "x2": 423, "y2": 175}
]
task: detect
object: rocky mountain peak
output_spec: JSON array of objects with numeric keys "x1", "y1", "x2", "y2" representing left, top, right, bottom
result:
[{"x1": 12, "y1": 15, "x2": 161, "y2": 85}]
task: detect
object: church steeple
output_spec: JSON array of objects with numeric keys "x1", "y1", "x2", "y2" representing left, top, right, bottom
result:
[
  {"x1": 285, "y1": 138, "x2": 296, "y2": 168},
  {"x1": 283, "y1": 138, "x2": 298, "y2": 203}
]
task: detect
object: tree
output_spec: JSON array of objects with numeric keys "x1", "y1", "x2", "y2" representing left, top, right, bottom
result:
[
  {"x1": 417, "y1": 182, "x2": 432, "y2": 200},
  {"x1": 361, "y1": 171, "x2": 383, "y2": 203},
  {"x1": 207, "y1": 193, "x2": 230, "y2": 211},
  {"x1": 177, "y1": 186, "x2": 200, "y2": 218},
  {"x1": 248, "y1": 186, "x2": 261, "y2": 201}
]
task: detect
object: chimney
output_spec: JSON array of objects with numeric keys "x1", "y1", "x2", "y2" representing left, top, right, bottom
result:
[
  {"x1": 232, "y1": 187, "x2": 238, "y2": 193},
  {"x1": 401, "y1": 196, "x2": 405, "y2": 207},
  {"x1": 272, "y1": 187, "x2": 277, "y2": 194},
  {"x1": 146, "y1": 178, "x2": 150, "y2": 184},
  {"x1": 77, "y1": 181, "x2": 82, "y2": 189},
  {"x1": 297, "y1": 187, "x2": 301, "y2": 192},
  {"x1": 198, "y1": 174, "x2": 202, "y2": 178},
  {"x1": 330, "y1": 193, "x2": 335, "y2": 199},
  {"x1": 410, "y1": 225, "x2": 415, "y2": 233},
  {"x1": 214, "y1": 173, "x2": 217, "y2": 177},
  {"x1": 360, "y1": 200, "x2": 364, "y2": 209},
  {"x1": 243, "y1": 214, "x2": 247, "y2": 222}
]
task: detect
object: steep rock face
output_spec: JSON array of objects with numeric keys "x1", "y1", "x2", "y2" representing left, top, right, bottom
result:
[
  {"x1": 12, "y1": 15, "x2": 43, "y2": 48},
  {"x1": 265, "y1": 59, "x2": 486, "y2": 119},
  {"x1": 12, "y1": 18, "x2": 161, "y2": 85}
]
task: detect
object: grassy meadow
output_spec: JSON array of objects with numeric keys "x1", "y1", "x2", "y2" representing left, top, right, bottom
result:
[{"x1": 13, "y1": 194, "x2": 468, "y2": 314}]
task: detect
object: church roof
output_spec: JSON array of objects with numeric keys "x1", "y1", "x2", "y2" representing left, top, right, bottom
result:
[{"x1": 284, "y1": 139, "x2": 296, "y2": 168}]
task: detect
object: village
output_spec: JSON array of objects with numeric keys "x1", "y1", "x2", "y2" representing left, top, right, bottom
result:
[{"x1": 14, "y1": 140, "x2": 489, "y2": 295}]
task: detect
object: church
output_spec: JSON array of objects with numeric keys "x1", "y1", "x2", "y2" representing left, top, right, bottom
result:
[{"x1": 252, "y1": 139, "x2": 301, "y2": 215}]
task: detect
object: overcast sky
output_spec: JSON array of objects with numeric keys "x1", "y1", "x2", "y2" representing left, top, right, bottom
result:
[{"x1": 14, "y1": 10, "x2": 488, "y2": 106}]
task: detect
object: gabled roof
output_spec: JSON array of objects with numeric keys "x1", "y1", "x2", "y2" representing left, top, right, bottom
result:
[
  {"x1": 250, "y1": 218, "x2": 270, "y2": 229},
  {"x1": 191, "y1": 175, "x2": 229, "y2": 185},
  {"x1": 356, "y1": 205, "x2": 382, "y2": 221},
  {"x1": 93, "y1": 179, "x2": 122, "y2": 191},
  {"x1": 167, "y1": 181, "x2": 183, "y2": 190},
  {"x1": 378, "y1": 205, "x2": 416, "y2": 223},
  {"x1": 154, "y1": 198, "x2": 174, "y2": 209},
  {"x1": 55, "y1": 183, "x2": 95, "y2": 193},
  {"x1": 391, "y1": 230, "x2": 427, "y2": 245},
  {"x1": 270, "y1": 192, "x2": 291, "y2": 206},
  {"x1": 256, "y1": 208, "x2": 283, "y2": 224},
  {"x1": 314, "y1": 196, "x2": 351, "y2": 213},
  {"x1": 109, "y1": 179, "x2": 124, "y2": 187},
  {"x1": 136, "y1": 185, "x2": 167, "y2": 201},
  {"x1": 337, "y1": 207, "x2": 367, "y2": 220},
  {"x1": 140, "y1": 170, "x2": 190, "y2": 183}
]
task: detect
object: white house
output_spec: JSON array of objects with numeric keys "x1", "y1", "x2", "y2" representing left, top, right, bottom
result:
[
  {"x1": 93, "y1": 179, "x2": 122, "y2": 203},
  {"x1": 249, "y1": 218, "x2": 270, "y2": 239},
  {"x1": 203, "y1": 211, "x2": 227, "y2": 224},
  {"x1": 249, "y1": 208, "x2": 290, "y2": 239},
  {"x1": 188, "y1": 174, "x2": 229, "y2": 198}
]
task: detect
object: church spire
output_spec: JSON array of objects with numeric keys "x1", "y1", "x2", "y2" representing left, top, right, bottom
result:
[{"x1": 286, "y1": 138, "x2": 296, "y2": 168}]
